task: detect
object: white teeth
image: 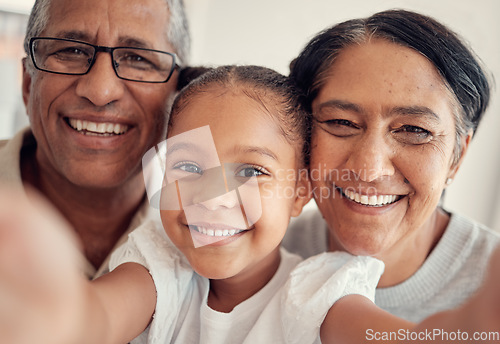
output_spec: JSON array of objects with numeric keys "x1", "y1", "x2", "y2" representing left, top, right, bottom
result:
[
  {"x1": 343, "y1": 189, "x2": 398, "y2": 207},
  {"x1": 87, "y1": 122, "x2": 97, "y2": 132},
  {"x1": 68, "y1": 118, "x2": 129, "y2": 135},
  {"x1": 191, "y1": 226, "x2": 244, "y2": 237}
]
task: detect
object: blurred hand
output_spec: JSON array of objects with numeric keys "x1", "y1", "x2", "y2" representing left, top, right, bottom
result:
[
  {"x1": 0, "y1": 187, "x2": 86, "y2": 344},
  {"x1": 458, "y1": 246, "x2": 500, "y2": 343}
]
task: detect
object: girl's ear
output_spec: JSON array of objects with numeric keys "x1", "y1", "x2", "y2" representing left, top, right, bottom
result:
[{"x1": 291, "y1": 169, "x2": 312, "y2": 217}]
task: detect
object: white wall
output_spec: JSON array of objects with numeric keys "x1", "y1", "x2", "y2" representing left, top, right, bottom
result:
[
  {"x1": 0, "y1": 8, "x2": 29, "y2": 139},
  {"x1": 1, "y1": 0, "x2": 499, "y2": 231}
]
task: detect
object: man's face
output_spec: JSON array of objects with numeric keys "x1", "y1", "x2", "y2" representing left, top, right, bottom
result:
[{"x1": 22, "y1": 0, "x2": 178, "y2": 188}]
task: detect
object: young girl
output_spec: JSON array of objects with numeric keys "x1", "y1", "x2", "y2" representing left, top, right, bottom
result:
[
  {"x1": 0, "y1": 65, "x2": 498, "y2": 344},
  {"x1": 108, "y1": 65, "x2": 383, "y2": 343}
]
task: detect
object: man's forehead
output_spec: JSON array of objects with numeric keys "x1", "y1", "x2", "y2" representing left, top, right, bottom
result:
[{"x1": 44, "y1": 0, "x2": 172, "y2": 49}]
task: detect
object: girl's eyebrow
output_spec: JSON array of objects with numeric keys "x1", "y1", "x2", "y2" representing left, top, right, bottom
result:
[
  {"x1": 232, "y1": 145, "x2": 279, "y2": 162},
  {"x1": 167, "y1": 141, "x2": 210, "y2": 157}
]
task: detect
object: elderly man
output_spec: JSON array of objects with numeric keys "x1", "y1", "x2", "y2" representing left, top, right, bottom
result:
[{"x1": 0, "y1": 0, "x2": 190, "y2": 278}]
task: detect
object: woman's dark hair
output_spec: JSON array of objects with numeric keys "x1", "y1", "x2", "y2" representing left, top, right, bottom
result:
[
  {"x1": 169, "y1": 65, "x2": 310, "y2": 165},
  {"x1": 290, "y1": 9, "x2": 491, "y2": 164}
]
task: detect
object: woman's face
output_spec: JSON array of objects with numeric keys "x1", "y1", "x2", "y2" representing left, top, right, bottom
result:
[{"x1": 310, "y1": 39, "x2": 468, "y2": 259}]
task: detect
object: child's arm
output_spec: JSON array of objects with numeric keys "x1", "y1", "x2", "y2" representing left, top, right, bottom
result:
[
  {"x1": 83, "y1": 263, "x2": 157, "y2": 344},
  {"x1": 320, "y1": 294, "x2": 413, "y2": 343},
  {"x1": 0, "y1": 188, "x2": 157, "y2": 344},
  {"x1": 320, "y1": 247, "x2": 500, "y2": 344}
]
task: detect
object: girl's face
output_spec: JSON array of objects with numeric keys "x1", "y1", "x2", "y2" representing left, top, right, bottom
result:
[
  {"x1": 160, "y1": 89, "x2": 308, "y2": 280},
  {"x1": 309, "y1": 39, "x2": 469, "y2": 261}
]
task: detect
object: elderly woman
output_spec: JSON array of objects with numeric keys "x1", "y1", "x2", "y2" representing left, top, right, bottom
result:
[{"x1": 283, "y1": 9, "x2": 499, "y2": 322}]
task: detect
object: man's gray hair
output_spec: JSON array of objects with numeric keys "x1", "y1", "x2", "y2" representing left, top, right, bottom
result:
[{"x1": 23, "y1": 0, "x2": 191, "y2": 67}]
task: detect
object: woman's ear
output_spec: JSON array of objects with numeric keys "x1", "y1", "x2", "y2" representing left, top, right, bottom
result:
[
  {"x1": 291, "y1": 169, "x2": 312, "y2": 217},
  {"x1": 446, "y1": 130, "x2": 473, "y2": 184}
]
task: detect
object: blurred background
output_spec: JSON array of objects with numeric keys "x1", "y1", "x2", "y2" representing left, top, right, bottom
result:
[{"x1": 1, "y1": 0, "x2": 499, "y2": 231}]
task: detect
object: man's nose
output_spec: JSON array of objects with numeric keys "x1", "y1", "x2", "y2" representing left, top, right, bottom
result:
[{"x1": 75, "y1": 52, "x2": 125, "y2": 107}]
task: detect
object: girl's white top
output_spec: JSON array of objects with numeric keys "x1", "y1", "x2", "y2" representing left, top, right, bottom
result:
[{"x1": 110, "y1": 221, "x2": 384, "y2": 344}]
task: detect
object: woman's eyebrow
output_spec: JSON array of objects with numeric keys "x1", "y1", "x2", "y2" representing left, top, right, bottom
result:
[
  {"x1": 316, "y1": 99, "x2": 363, "y2": 114},
  {"x1": 390, "y1": 106, "x2": 441, "y2": 121},
  {"x1": 316, "y1": 100, "x2": 441, "y2": 122}
]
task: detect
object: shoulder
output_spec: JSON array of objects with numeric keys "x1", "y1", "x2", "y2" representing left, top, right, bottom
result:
[
  {"x1": 110, "y1": 221, "x2": 190, "y2": 275},
  {"x1": 0, "y1": 128, "x2": 34, "y2": 186},
  {"x1": 286, "y1": 252, "x2": 384, "y2": 298},
  {"x1": 280, "y1": 252, "x2": 384, "y2": 344},
  {"x1": 446, "y1": 212, "x2": 500, "y2": 257}
]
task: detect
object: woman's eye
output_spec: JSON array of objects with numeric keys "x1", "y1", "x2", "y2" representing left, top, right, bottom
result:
[
  {"x1": 393, "y1": 125, "x2": 432, "y2": 144},
  {"x1": 235, "y1": 166, "x2": 268, "y2": 178},
  {"x1": 173, "y1": 162, "x2": 203, "y2": 175},
  {"x1": 315, "y1": 118, "x2": 360, "y2": 137}
]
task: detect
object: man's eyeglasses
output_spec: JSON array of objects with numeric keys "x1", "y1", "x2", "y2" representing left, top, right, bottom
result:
[{"x1": 29, "y1": 37, "x2": 180, "y2": 83}]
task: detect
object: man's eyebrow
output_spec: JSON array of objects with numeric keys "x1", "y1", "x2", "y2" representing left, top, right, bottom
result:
[
  {"x1": 116, "y1": 37, "x2": 152, "y2": 49},
  {"x1": 233, "y1": 145, "x2": 279, "y2": 162},
  {"x1": 55, "y1": 30, "x2": 91, "y2": 42},
  {"x1": 51, "y1": 31, "x2": 152, "y2": 49},
  {"x1": 316, "y1": 99, "x2": 363, "y2": 114}
]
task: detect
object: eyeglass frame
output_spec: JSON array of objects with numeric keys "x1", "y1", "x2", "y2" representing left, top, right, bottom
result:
[{"x1": 28, "y1": 36, "x2": 181, "y2": 84}]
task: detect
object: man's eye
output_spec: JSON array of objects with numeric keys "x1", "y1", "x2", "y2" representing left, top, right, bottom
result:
[
  {"x1": 116, "y1": 51, "x2": 157, "y2": 70},
  {"x1": 52, "y1": 47, "x2": 91, "y2": 59}
]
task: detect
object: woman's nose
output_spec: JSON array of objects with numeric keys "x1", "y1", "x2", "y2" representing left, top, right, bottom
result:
[
  {"x1": 75, "y1": 52, "x2": 125, "y2": 107},
  {"x1": 344, "y1": 131, "x2": 395, "y2": 182}
]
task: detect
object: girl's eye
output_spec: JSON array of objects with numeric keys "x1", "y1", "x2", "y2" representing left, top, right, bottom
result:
[
  {"x1": 235, "y1": 165, "x2": 268, "y2": 178},
  {"x1": 173, "y1": 161, "x2": 203, "y2": 175},
  {"x1": 393, "y1": 125, "x2": 432, "y2": 144},
  {"x1": 315, "y1": 118, "x2": 360, "y2": 137}
]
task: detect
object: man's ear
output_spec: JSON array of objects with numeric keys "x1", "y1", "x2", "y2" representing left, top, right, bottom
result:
[
  {"x1": 291, "y1": 169, "x2": 312, "y2": 217},
  {"x1": 447, "y1": 130, "x2": 473, "y2": 184},
  {"x1": 22, "y1": 58, "x2": 32, "y2": 109}
]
